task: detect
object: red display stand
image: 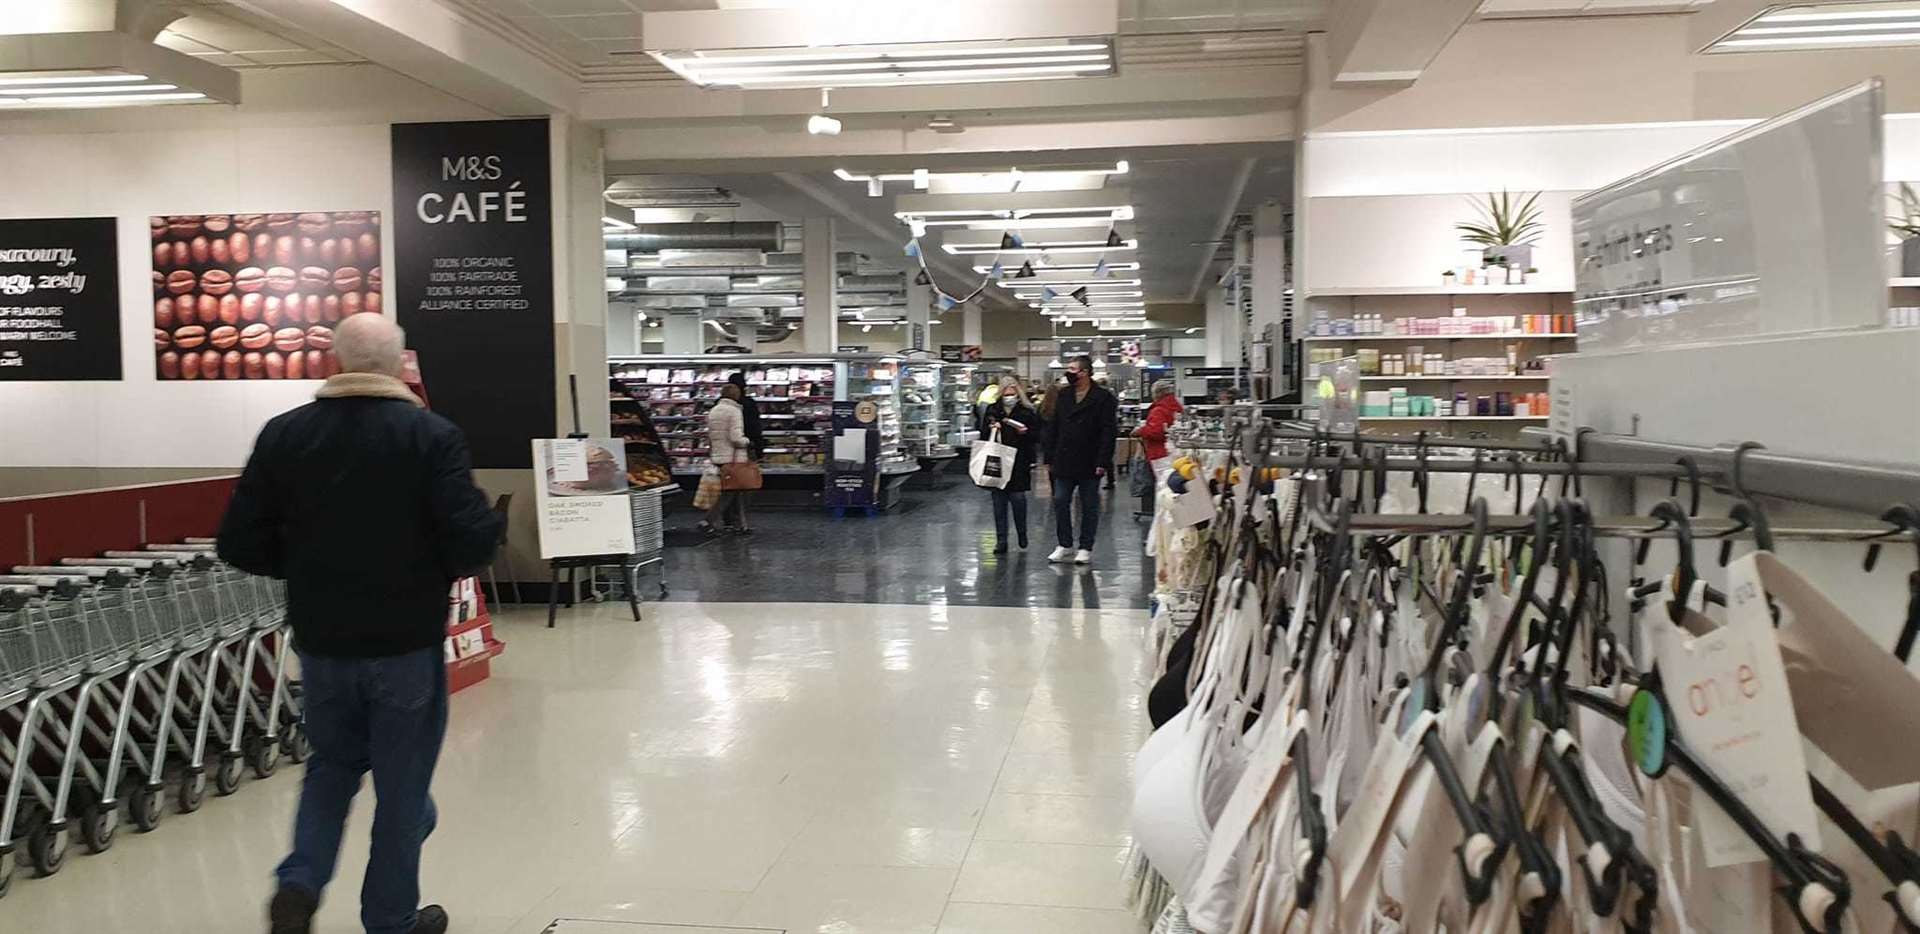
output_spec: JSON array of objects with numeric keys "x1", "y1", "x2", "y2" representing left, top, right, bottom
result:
[{"x1": 445, "y1": 578, "x2": 505, "y2": 695}]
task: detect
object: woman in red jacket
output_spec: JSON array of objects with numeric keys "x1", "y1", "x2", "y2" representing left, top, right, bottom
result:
[{"x1": 1134, "y1": 380, "x2": 1184, "y2": 480}]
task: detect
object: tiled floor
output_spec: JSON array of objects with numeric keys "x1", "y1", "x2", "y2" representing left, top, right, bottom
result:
[
  {"x1": 653, "y1": 476, "x2": 1153, "y2": 610},
  {"x1": 2, "y1": 601, "x2": 1150, "y2": 933}
]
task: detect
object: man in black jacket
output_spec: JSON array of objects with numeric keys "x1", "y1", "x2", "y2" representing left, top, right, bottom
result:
[
  {"x1": 1041, "y1": 355, "x2": 1119, "y2": 565},
  {"x1": 726, "y1": 370, "x2": 765, "y2": 458},
  {"x1": 219, "y1": 312, "x2": 501, "y2": 934}
]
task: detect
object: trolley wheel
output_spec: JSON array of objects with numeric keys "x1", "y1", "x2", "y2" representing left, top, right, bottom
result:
[
  {"x1": 178, "y1": 769, "x2": 207, "y2": 814},
  {"x1": 281, "y1": 723, "x2": 311, "y2": 764},
  {"x1": 22, "y1": 807, "x2": 66, "y2": 878},
  {"x1": 248, "y1": 734, "x2": 281, "y2": 779},
  {"x1": 77, "y1": 802, "x2": 117, "y2": 855},
  {"x1": 214, "y1": 753, "x2": 244, "y2": 797},
  {"x1": 71, "y1": 784, "x2": 116, "y2": 855},
  {"x1": 0, "y1": 847, "x2": 11, "y2": 899},
  {"x1": 658, "y1": 583, "x2": 669, "y2": 599},
  {"x1": 130, "y1": 783, "x2": 165, "y2": 832}
]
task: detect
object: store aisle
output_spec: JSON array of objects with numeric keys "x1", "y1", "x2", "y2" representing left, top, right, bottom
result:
[
  {"x1": 3, "y1": 600, "x2": 1150, "y2": 934},
  {"x1": 661, "y1": 476, "x2": 1152, "y2": 609}
]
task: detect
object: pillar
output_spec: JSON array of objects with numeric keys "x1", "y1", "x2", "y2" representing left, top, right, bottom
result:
[
  {"x1": 802, "y1": 217, "x2": 838, "y2": 353},
  {"x1": 1250, "y1": 200, "x2": 1287, "y2": 395},
  {"x1": 1204, "y1": 285, "x2": 1231, "y2": 367},
  {"x1": 905, "y1": 283, "x2": 933, "y2": 353},
  {"x1": 663, "y1": 312, "x2": 703, "y2": 353},
  {"x1": 963, "y1": 303, "x2": 982, "y2": 348}
]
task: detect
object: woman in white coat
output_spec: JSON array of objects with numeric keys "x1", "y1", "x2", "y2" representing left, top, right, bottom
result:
[{"x1": 701, "y1": 383, "x2": 754, "y2": 534}]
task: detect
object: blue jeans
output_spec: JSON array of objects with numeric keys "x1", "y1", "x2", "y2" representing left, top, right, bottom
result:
[
  {"x1": 1052, "y1": 474, "x2": 1101, "y2": 549},
  {"x1": 277, "y1": 646, "x2": 447, "y2": 934},
  {"x1": 991, "y1": 489, "x2": 1028, "y2": 547}
]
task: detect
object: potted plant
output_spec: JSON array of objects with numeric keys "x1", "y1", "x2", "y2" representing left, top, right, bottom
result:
[
  {"x1": 1892, "y1": 182, "x2": 1920, "y2": 277},
  {"x1": 1524, "y1": 266, "x2": 1539, "y2": 284},
  {"x1": 1442, "y1": 269, "x2": 1457, "y2": 287},
  {"x1": 1457, "y1": 190, "x2": 1545, "y2": 271}
]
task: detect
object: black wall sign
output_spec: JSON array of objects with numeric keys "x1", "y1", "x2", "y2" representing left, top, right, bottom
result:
[
  {"x1": 0, "y1": 217, "x2": 120, "y2": 381},
  {"x1": 392, "y1": 118, "x2": 555, "y2": 468},
  {"x1": 1184, "y1": 367, "x2": 1240, "y2": 377}
]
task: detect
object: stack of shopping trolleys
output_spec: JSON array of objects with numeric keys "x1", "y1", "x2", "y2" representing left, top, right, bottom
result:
[{"x1": 0, "y1": 540, "x2": 303, "y2": 898}]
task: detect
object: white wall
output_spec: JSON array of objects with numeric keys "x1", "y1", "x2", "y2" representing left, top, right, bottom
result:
[{"x1": 0, "y1": 65, "x2": 497, "y2": 470}]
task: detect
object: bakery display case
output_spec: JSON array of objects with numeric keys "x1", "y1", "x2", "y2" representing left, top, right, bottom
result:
[{"x1": 899, "y1": 361, "x2": 955, "y2": 458}]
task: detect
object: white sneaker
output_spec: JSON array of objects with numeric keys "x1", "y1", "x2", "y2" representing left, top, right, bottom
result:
[
  {"x1": 1074, "y1": 549, "x2": 1093, "y2": 565},
  {"x1": 1048, "y1": 546, "x2": 1075, "y2": 563}
]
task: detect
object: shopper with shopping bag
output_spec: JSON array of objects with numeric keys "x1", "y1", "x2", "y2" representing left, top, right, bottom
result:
[
  {"x1": 973, "y1": 375, "x2": 1040, "y2": 553},
  {"x1": 700, "y1": 382, "x2": 758, "y2": 535},
  {"x1": 219, "y1": 313, "x2": 498, "y2": 934}
]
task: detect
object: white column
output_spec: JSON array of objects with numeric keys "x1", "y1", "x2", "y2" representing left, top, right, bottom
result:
[
  {"x1": 905, "y1": 283, "x2": 933, "y2": 352},
  {"x1": 962, "y1": 303, "x2": 983, "y2": 347},
  {"x1": 662, "y1": 312, "x2": 703, "y2": 354},
  {"x1": 1250, "y1": 200, "x2": 1288, "y2": 389},
  {"x1": 802, "y1": 217, "x2": 839, "y2": 353},
  {"x1": 1204, "y1": 285, "x2": 1229, "y2": 366}
]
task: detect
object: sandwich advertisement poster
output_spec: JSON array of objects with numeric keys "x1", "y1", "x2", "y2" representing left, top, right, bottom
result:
[{"x1": 531, "y1": 437, "x2": 635, "y2": 559}]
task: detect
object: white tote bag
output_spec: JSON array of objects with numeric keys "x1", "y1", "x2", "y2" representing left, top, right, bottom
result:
[{"x1": 970, "y1": 426, "x2": 1017, "y2": 490}]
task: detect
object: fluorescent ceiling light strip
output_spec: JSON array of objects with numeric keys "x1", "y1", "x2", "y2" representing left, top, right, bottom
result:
[
  {"x1": 602, "y1": 216, "x2": 636, "y2": 230},
  {"x1": 672, "y1": 43, "x2": 1107, "y2": 66},
  {"x1": 1755, "y1": 6, "x2": 1920, "y2": 22},
  {"x1": 4, "y1": 92, "x2": 206, "y2": 105},
  {"x1": 944, "y1": 239, "x2": 1136, "y2": 255},
  {"x1": 721, "y1": 65, "x2": 1111, "y2": 86},
  {"x1": 895, "y1": 206, "x2": 1131, "y2": 220},
  {"x1": 1019, "y1": 290, "x2": 1145, "y2": 300},
  {"x1": 1740, "y1": 20, "x2": 1920, "y2": 33},
  {"x1": 973, "y1": 261, "x2": 1138, "y2": 273},
  {"x1": 1004, "y1": 278, "x2": 1141, "y2": 288},
  {"x1": 838, "y1": 162, "x2": 1126, "y2": 183},
  {"x1": 20, "y1": 83, "x2": 176, "y2": 96},
  {"x1": 1717, "y1": 31, "x2": 1920, "y2": 45},
  {"x1": 693, "y1": 54, "x2": 1110, "y2": 77},
  {"x1": 0, "y1": 73, "x2": 145, "y2": 87}
]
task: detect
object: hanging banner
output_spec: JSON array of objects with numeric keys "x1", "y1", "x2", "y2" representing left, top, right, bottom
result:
[
  {"x1": 0, "y1": 217, "x2": 120, "y2": 381},
  {"x1": 531, "y1": 438, "x2": 636, "y2": 559},
  {"x1": 392, "y1": 118, "x2": 555, "y2": 468}
]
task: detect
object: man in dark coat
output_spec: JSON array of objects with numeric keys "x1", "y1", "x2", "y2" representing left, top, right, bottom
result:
[
  {"x1": 218, "y1": 312, "x2": 501, "y2": 934},
  {"x1": 1040, "y1": 355, "x2": 1119, "y2": 565}
]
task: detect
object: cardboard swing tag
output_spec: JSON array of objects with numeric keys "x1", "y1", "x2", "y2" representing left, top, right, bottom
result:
[
  {"x1": 1648, "y1": 582, "x2": 1820, "y2": 867},
  {"x1": 1170, "y1": 485, "x2": 1216, "y2": 528},
  {"x1": 1730, "y1": 551, "x2": 1920, "y2": 790}
]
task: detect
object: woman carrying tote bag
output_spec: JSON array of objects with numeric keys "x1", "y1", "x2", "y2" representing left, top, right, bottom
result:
[
  {"x1": 974, "y1": 376, "x2": 1041, "y2": 554},
  {"x1": 700, "y1": 383, "x2": 759, "y2": 535}
]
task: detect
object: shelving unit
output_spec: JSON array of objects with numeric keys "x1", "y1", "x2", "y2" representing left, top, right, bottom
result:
[
  {"x1": 609, "y1": 354, "x2": 838, "y2": 476},
  {"x1": 1300, "y1": 290, "x2": 1576, "y2": 437},
  {"x1": 843, "y1": 357, "x2": 914, "y2": 472},
  {"x1": 900, "y1": 361, "x2": 957, "y2": 458}
]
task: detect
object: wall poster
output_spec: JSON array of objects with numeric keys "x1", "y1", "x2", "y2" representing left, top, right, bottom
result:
[
  {"x1": 392, "y1": 117, "x2": 556, "y2": 469},
  {"x1": 150, "y1": 211, "x2": 380, "y2": 381},
  {"x1": 0, "y1": 217, "x2": 120, "y2": 380}
]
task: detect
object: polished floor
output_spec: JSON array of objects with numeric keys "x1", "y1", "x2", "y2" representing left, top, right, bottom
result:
[
  {"x1": 658, "y1": 475, "x2": 1153, "y2": 609},
  {"x1": 4, "y1": 600, "x2": 1151, "y2": 934}
]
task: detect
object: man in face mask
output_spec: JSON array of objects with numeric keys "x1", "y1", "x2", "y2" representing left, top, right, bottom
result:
[{"x1": 1040, "y1": 355, "x2": 1119, "y2": 565}]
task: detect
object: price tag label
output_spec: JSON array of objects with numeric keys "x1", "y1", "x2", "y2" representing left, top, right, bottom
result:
[{"x1": 1650, "y1": 559, "x2": 1819, "y2": 867}]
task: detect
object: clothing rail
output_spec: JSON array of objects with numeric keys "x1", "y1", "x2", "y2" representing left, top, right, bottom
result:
[
  {"x1": 1315, "y1": 511, "x2": 1914, "y2": 544},
  {"x1": 1534, "y1": 429, "x2": 1920, "y2": 516},
  {"x1": 1165, "y1": 447, "x2": 1699, "y2": 480}
]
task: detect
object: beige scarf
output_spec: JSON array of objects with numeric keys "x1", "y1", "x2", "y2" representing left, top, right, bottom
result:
[{"x1": 313, "y1": 372, "x2": 424, "y2": 407}]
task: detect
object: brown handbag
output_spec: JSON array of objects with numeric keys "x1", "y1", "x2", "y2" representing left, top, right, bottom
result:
[{"x1": 720, "y1": 461, "x2": 763, "y2": 491}]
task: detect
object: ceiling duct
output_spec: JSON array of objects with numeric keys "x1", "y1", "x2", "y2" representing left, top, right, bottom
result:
[{"x1": 605, "y1": 221, "x2": 783, "y2": 254}]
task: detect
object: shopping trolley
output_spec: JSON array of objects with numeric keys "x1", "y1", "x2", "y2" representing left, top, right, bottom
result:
[{"x1": 0, "y1": 572, "x2": 98, "y2": 891}]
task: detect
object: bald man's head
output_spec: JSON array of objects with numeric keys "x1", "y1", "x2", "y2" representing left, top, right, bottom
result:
[{"x1": 334, "y1": 313, "x2": 405, "y2": 377}]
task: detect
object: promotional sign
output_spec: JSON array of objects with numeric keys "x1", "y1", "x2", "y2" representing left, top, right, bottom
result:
[
  {"x1": 531, "y1": 438, "x2": 636, "y2": 559},
  {"x1": 0, "y1": 217, "x2": 120, "y2": 380},
  {"x1": 825, "y1": 400, "x2": 880, "y2": 508},
  {"x1": 939, "y1": 344, "x2": 983, "y2": 363},
  {"x1": 393, "y1": 118, "x2": 556, "y2": 468},
  {"x1": 149, "y1": 211, "x2": 378, "y2": 381},
  {"x1": 1571, "y1": 80, "x2": 1885, "y2": 353}
]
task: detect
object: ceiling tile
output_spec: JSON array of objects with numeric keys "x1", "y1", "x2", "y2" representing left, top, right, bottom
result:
[
  {"x1": 549, "y1": 12, "x2": 645, "y2": 39},
  {"x1": 186, "y1": 52, "x2": 255, "y2": 68},
  {"x1": 154, "y1": 33, "x2": 224, "y2": 56},
  {"x1": 239, "y1": 49, "x2": 348, "y2": 65}
]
